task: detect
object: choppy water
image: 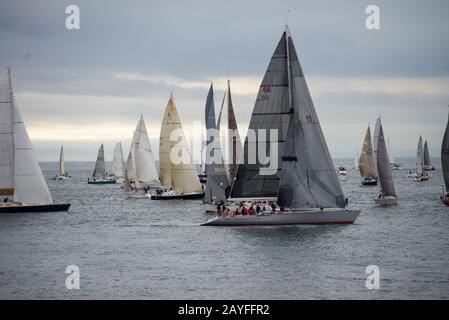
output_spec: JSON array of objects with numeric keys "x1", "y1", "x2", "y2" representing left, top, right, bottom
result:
[{"x1": 1, "y1": 158, "x2": 449, "y2": 299}]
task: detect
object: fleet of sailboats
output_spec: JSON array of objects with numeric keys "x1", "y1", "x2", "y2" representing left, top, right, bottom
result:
[{"x1": 414, "y1": 136, "x2": 430, "y2": 182}]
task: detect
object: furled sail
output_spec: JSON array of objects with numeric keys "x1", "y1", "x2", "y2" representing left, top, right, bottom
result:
[
  {"x1": 159, "y1": 94, "x2": 202, "y2": 193},
  {"x1": 423, "y1": 140, "x2": 431, "y2": 168},
  {"x1": 278, "y1": 28, "x2": 345, "y2": 208},
  {"x1": 227, "y1": 79, "x2": 242, "y2": 186},
  {"x1": 416, "y1": 136, "x2": 423, "y2": 177},
  {"x1": 376, "y1": 123, "x2": 396, "y2": 197},
  {"x1": 204, "y1": 85, "x2": 229, "y2": 204},
  {"x1": 359, "y1": 126, "x2": 377, "y2": 180},
  {"x1": 441, "y1": 110, "x2": 449, "y2": 192},
  {"x1": 0, "y1": 70, "x2": 15, "y2": 196},
  {"x1": 132, "y1": 115, "x2": 160, "y2": 187},
  {"x1": 230, "y1": 32, "x2": 290, "y2": 199},
  {"x1": 59, "y1": 145, "x2": 66, "y2": 176},
  {"x1": 113, "y1": 142, "x2": 124, "y2": 178},
  {"x1": 93, "y1": 144, "x2": 106, "y2": 178}
]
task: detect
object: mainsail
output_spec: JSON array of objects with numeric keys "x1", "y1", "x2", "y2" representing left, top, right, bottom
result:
[
  {"x1": 227, "y1": 79, "x2": 242, "y2": 186},
  {"x1": 416, "y1": 136, "x2": 423, "y2": 177},
  {"x1": 387, "y1": 138, "x2": 394, "y2": 164},
  {"x1": 59, "y1": 145, "x2": 66, "y2": 176},
  {"x1": 423, "y1": 140, "x2": 431, "y2": 168},
  {"x1": 204, "y1": 85, "x2": 229, "y2": 204},
  {"x1": 376, "y1": 123, "x2": 396, "y2": 197},
  {"x1": 92, "y1": 144, "x2": 106, "y2": 178},
  {"x1": 113, "y1": 142, "x2": 124, "y2": 178},
  {"x1": 359, "y1": 126, "x2": 377, "y2": 180},
  {"x1": 159, "y1": 94, "x2": 202, "y2": 193},
  {"x1": 231, "y1": 28, "x2": 345, "y2": 208},
  {"x1": 441, "y1": 110, "x2": 449, "y2": 192},
  {"x1": 373, "y1": 117, "x2": 381, "y2": 174}
]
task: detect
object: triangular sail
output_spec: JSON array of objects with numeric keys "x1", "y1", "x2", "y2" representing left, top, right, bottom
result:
[
  {"x1": 59, "y1": 145, "x2": 66, "y2": 176},
  {"x1": 359, "y1": 126, "x2": 377, "y2": 180},
  {"x1": 278, "y1": 29, "x2": 345, "y2": 208},
  {"x1": 416, "y1": 136, "x2": 423, "y2": 176},
  {"x1": 373, "y1": 117, "x2": 381, "y2": 174},
  {"x1": 227, "y1": 79, "x2": 242, "y2": 186},
  {"x1": 113, "y1": 142, "x2": 124, "y2": 177},
  {"x1": 93, "y1": 144, "x2": 106, "y2": 178},
  {"x1": 377, "y1": 124, "x2": 396, "y2": 197},
  {"x1": 230, "y1": 32, "x2": 290, "y2": 199},
  {"x1": 0, "y1": 69, "x2": 15, "y2": 196},
  {"x1": 387, "y1": 138, "x2": 395, "y2": 164},
  {"x1": 423, "y1": 140, "x2": 431, "y2": 167},
  {"x1": 441, "y1": 111, "x2": 449, "y2": 192},
  {"x1": 159, "y1": 95, "x2": 202, "y2": 193}
]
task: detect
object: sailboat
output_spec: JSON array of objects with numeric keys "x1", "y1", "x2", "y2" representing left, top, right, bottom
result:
[
  {"x1": 374, "y1": 121, "x2": 397, "y2": 205},
  {"x1": 388, "y1": 138, "x2": 404, "y2": 170},
  {"x1": 151, "y1": 94, "x2": 204, "y2": 200},
  {"x1": 125, "y1": 115, "x2": 160, "y2": 197},
  {"x1": 423, "y1": 140, "x2": 435, "y2": 171},
  {"x1": 202, "y1": 26, "x2": 360, "y2": 226},
  {"x1": 112, "y1": 142, "x2": 124, "y2": 182},
  {"x1": 440, "y1": 108, "x2": 449, "y2": 205},
  {"x1": 52, "y1": 145, "x2": 71, "y2": 180},
  {"x1": 203, "y1": 84, "x2": 230, "y2": 212},
  {"x1": 359, "y1": 126, "x2": 378, "y2": 185},
  {"x1": 0, "y1": 68, "x2": 70, "y2": 213},
  {"x1": 414, "y1": 135, "x2": 429, "y2": 182},
  {"x1": 88, "y1": 144, "x2": 116, "y2": 184}
]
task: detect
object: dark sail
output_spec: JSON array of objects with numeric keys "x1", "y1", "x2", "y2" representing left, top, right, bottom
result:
[
  {"x1": 423, "y1": 140, "x2": 431, "y2": 167},
  {"x1": 442, "y1": 111, "x2": 449, "y2": 192},
  {"x1": 230, "y1": 32, "x2": 290, "y2": 199},
  {"x1": 376, "y1": 124, "x2": 396, "y2": 197},
  {"x1": 227, "y1": 80, "x2": 242, "y2": 186}
]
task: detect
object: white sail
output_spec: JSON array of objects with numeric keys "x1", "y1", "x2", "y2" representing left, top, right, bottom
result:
[
  {"x1": 159, "y1": 94, "x2": 202, "y2": 193},
  {"x1": 13, "y1": 106, "x2": 53, "y2": 204},
  {"x1": 0, "y1": 69, "x2": 15, "y2": 196},
  {"x1": 112, "y1": 142, "x2": 124, "y2": 177},
  {"x1": 59, "y1": 145, "x2": 66, "y2": 176},
  {"x1": 92, "y1": 144, "x2": 106, "y2": 178},
  {"x1": 387, "y1": 138, "x2": 394, "y2": 164},
  {"x1": 132, "y1": 115, "x2": 160, "y2": 187}
]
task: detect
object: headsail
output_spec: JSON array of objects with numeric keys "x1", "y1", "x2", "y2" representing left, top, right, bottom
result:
[
  {"x1": 376, "y1": 123, "x2": 396, "y2": 197},
  {"x1": 113, "y1": 142, "x2": 124, "y2": 178},
  {"x1": 416, "y1": 136, "x2": 423, "y2": 176},
  {"x1": 227, "y1": 79, "x2": 242, "y2": 186},
  {"x1": 441, "y1": 110, "x2": 449, "y2": 192},
  {"x1": 373, "y1": 117, "x2": 381, "y2": 175},
  {"x1": 359, "y1": 126, "x2": 377, "y2": 180},
  {"x1": 93, "y1": 144, "x2": 106, "y2": 178},
  {"x1": 59, "y1": 145, "x2": 66, "y2": 176},
  {"x1": 423, "y1": 140, "x2": 431, "y2": 168}
]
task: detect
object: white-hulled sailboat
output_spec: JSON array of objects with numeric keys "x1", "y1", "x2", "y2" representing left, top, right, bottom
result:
[
  {"x1": 359, "y1": 125, "x2": 378, "y2": 185},
  {"x1": 125, "y1": 115, "x2": 160, "y2": 198},
  {"x1": 202, "y1": 26, "x2": 360, "y2": 226},
  {"x1": 112, "y1": 142, "x2": 124, "y2": 182},
  {"x1": 88, "y1": 144, "x2": 116, "y2": 184},
  {"x1": 52, "y1": 145, "x2": 71, "y2": 180},
  {"x1": 388, "y1": 138, "x2": 404, "y2": 170},
  {"x1": 151, "y1": 94, "x2": 204, "y2": 200},
  {"x1": 203, "y1": 84, "x2": 230, "y2": 212},
  {"x1": 0, "y1": 68, "x2": 70, "y2": 213},
  {"x1": 440, "y1": 108, "x2": 449, "y2": 205},
  {"x1": 374, "y1": 121, "x2": 397, "y2": 205},
  {"x1": 414, "y1": 135, "x2": 429, "y2": 182}
]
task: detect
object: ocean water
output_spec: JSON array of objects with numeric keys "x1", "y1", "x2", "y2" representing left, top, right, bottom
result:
[{"x1": 1, "y1": 158, "x2": 448, "y2": 299}]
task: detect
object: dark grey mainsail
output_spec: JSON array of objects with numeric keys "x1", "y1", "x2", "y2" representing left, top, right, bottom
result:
[
  {"x1": 230, "y1": 32, "x2": 290, "y2": 199},
  {"x1": 442, "y1": 111, "x2": 449, "y2": 192},
  {"x1": 376, "y1": 124, "x2": 396, "y2": 197},
  {"x1": 278, "y1": 29, "x2": 345, "y2": 208},
  {"x1": 93, "y1": 144, "x2": 106, "y2": 178},
  {"x1": 423, "y1": 140, "x2": 431, "y2": 167}
]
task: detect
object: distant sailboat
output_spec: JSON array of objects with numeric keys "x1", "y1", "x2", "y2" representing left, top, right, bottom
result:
[
  {"x1": 388, "y1": 138, "x2": 404, "y2": 170},
  {"x1": 423, "y1": 140, "x2": 435, "y2": 171},
  {"x1": 152, "y1": 94, "x2": 204, "y2": 200},
  {"x1": 374, "y1": 121, "x2": 397, "y2": 205},
  {"x1": 88, "y1": 144, "x2": 116, "y2": 184},
  {"x1": 112, "y1": 142, "x2": 124, "y2": 181},
  {"x1": 0, "y1": 68, "x2": 70, "y2": 213},
  {"x1": 203, "y1": 26, "x2": 360, "y2": 226},
  {"x1": 440, "y1": 108, "x2": 449, "y2": 205},
  {"x1": 359, "y1": 126, "x2": 378, "y2": 185},
  {"x1": 203, "y1": 84, "x2": 230, "y2": 212},
  {"x1": 52, "y1": 145, "x2": 71, "y2": 180},
  {"x1": 414, "y1": 135, "x2": 429, "y2": 182}
]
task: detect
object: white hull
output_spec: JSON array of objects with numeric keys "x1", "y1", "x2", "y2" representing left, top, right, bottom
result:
[
  {"x1": 127, "y1": 192, "x2": 149, "y2": 199},
  {"x1": 51, "y1": 175, "x2": 71, "y2": 180},
  {"x1": 203, "y1": 202, "x2": 218, "y2": 213},
  {"x1": 373, "y1": 196, "x2": 397, "y2": 205},
  {"x1": 201, "y1": 209, "x2": 360, "y2": 226}
]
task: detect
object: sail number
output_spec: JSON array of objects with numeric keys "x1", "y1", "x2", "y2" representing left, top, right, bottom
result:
[{"x1": 261, "y1": 86, "x2": 271, "y2": 101}]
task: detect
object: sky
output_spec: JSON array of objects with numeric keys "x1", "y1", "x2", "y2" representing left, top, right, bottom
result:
[{"x1": 1, "y1": 0, "x2": 449, "y2": 162}]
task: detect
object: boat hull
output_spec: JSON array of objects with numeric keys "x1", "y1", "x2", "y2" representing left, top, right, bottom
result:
[
  {"x1": 150, "y1": 192, "x2": 205, "y2": 200},
  {"x1": 362, "y1": 179, "x2": 378, "y2": 186},
  {"x1": 374, "y1": 196, "x2": 398, "y2": 205},
  {"x1": 414, "y1": 176, "x2": 429, "y2": 182},
  {"x1": 0, "y1": 203, "x2": 71, "y2": 213},
  {"x1": 441, "y1": 196, "x2": 449, "y2": 206},
  {"x1": 87, "y1": 179, "x2": 116, "y2": 185},
  {"x1": 201, "y1": 209, "x2": 360, "y2": 226}
]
